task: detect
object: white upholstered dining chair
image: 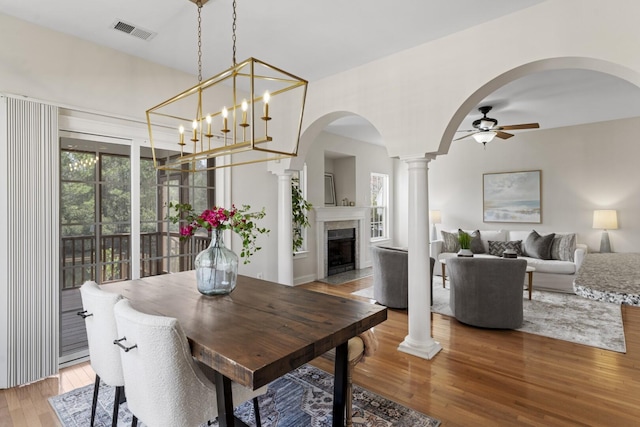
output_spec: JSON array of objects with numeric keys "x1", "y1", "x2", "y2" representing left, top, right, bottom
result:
[
  {"x1": 78, "y1": 281, "x2": 125, "y2": 427},
  {"x1": 113, "y1": 299, "x2": 266, "y2": 427},
  {"x1": 345, "y1": 329, "x2": 378, "y2": 427}
]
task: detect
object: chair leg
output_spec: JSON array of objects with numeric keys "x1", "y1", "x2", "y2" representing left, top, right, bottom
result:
[
  {"x1": 253, "y1": 396, "x2": 262, "y2": 427},
  {"x1": 131, "y1": 415, "x2": 138, "y2": 427},
  {"x1": 112, "y1": 386, "x2": 124, "y2": 427},
  {"x1": 90, "y1": 375, "x2": 101, "y2": 427}
]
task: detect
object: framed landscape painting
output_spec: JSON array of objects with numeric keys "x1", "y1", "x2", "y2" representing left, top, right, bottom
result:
[{"x1": 483, "y1": 170, "x2": 541, "y2": 223}]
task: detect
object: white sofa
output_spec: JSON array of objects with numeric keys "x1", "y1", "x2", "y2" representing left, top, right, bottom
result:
[{"x1": 430, "y1": 230, "x2": 587, "y2": 293}]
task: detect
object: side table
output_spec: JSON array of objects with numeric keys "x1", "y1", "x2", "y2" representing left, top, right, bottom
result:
[{"x1": 526, "y1": 266, "x2": 535, "y2": 300}]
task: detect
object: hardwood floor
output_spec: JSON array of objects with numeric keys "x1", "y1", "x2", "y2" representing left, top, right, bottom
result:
[{"x1": 3, "y1": 276, "x2": 640, "y2": 426}]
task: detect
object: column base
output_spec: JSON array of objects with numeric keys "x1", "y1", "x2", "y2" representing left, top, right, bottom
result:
[{"x1": 398, "y1": 336, "x2": 442, "y2": 360}]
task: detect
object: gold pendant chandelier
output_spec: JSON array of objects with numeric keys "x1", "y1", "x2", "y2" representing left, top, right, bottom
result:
[{"x1": 146, "y1": 0, "x2": 308, "y2": 172}]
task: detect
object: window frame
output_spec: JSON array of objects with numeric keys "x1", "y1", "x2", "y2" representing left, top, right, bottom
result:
[
  {"x1": 292, "y1": 164, "x2": 310, "y2": 257},
  {"x1": 370, "y1": 172, "x2": 389, "y2": 241}
]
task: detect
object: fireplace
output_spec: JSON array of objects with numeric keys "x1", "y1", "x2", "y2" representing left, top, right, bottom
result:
[
  {"x1": 327, "y1": 228, "x2": 356, "y2": 276},
  {"x1": 315, "y1": 207, "x2": 367, "y2": 280}
]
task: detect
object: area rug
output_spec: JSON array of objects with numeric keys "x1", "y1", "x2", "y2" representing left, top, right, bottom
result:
[
  {"x1": 49, "y1": 364, "x2": 439, "y2": 427},
  {"x1": 318, "y1": 267, "x2": 373, "y2": 285},
  {"x1": 352, "y1": 277, "x2": 626, "y2": 353}
]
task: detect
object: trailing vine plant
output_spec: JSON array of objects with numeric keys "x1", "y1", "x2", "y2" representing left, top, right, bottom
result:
[{"x1": 292, "y1": 177, "x2": 312, "y2": 252}]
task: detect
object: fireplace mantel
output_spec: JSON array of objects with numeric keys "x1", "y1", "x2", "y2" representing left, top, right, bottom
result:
[
  {"x1": 315, "y1": 207, "x2": 369, "y2": 279},
  {"x1": 315, "y1": 206, "x2": 368, "y2": 222}
]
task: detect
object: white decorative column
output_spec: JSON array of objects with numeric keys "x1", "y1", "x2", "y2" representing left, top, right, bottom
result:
[
  {"x1": 398, "y1": 155, "x2": 442, "y2": 359},
  {"x1": 277, "y1": 171, "x2": 294, "y2": 286}
]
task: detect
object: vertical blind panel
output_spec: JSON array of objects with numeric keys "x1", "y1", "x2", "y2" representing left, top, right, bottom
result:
[{"x1": 6, "y1": 98, "x2": 59, "y2": 387}]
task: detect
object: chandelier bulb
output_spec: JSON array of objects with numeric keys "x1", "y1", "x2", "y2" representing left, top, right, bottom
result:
[{"x1": 263, "y1": 91, "x2": 270, "y2": 118}]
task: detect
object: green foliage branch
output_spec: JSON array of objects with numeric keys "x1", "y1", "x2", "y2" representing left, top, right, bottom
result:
[
  {"x1": 168, "y1": 202, "x2": 269, "y2": 264},
  {"x1": 292, "y1": 178, "x2": 312, "y2": 252}
]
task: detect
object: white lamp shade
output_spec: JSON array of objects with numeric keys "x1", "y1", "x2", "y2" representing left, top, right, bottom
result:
[
  {"x1": 593, "y1": 209, "x2": 618, "y2": 230},
  {"x1": 472, "y1": 131, "x2": 497, "y2": 144},
  {"x1": 429, "y1": 210, "x2": 442, "y2": 224}
]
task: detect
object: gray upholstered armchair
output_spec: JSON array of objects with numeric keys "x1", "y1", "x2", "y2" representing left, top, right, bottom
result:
[
  {"x1": 447, "y1": 257, "x2": 527, "y2": 329},
  {"x1": 371, "y1": 246, "x2": 435, "y2": 309}
]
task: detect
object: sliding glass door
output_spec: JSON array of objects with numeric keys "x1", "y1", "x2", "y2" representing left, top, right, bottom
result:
[
  {"x1": 59, "y1": 140, "x2": 215, "y2": 362},
  {"x1": 59, "y1": 139, "x2": 132, "y2": 359}
]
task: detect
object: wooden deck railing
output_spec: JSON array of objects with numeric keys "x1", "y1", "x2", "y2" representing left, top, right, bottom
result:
[{"x1": 61, "y1": 232, "x2": 211, "y2": 289}]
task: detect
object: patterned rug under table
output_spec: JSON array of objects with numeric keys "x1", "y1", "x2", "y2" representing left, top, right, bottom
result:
[{"x1": 49, "y1": 364, "x2": 440, "y2": 427}]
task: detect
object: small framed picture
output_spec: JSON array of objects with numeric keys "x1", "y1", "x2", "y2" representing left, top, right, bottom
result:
[{"x1": 324, "y1": 173, "x2": 336, "y2": 206}]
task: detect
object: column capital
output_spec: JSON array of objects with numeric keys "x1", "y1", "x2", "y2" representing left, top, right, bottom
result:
[
  {"x1": 272, "y1": 169, "x2": 294, "y2": 177},
  {"x1": 399, "y1": 153, "x2": 437, "y2": 163}
]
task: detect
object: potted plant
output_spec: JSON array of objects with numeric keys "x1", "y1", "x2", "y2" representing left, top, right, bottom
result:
[
  {"x1": 457, "y1": 231, "x2": 474, "y2": 257},
  {"x1": 292, "y1": 178, "x2": 312, "y2": 253}
]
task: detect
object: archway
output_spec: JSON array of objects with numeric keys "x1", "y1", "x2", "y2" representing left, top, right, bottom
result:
[
  {"x1": 287, "y1": 112, "x2": 390, "y2": 284},
  {"x1": 437, "y1": 57, "x2": 640, "y2": 155}
]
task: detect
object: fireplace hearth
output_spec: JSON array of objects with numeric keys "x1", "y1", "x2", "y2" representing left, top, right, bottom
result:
[{"x1": 327, "y1": 228, "x2": 356, "y2": 276}]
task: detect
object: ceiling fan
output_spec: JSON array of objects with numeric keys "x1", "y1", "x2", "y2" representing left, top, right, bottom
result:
[{"x1": 454, "y1": 106, "x2": 540, "y2": 145}]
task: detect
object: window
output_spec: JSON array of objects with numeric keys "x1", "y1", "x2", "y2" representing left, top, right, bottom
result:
[
  {"x1": 59, "y1": 140, "x2": 215, "y2": 361},
  {"x1": 292, "y1": 164, "x2": 310, "y2": 253},
  {"x1": 140, "y1": 150, "x2": 215, "y2": 277},
  {"x1": 60, "y1": 146, "x2": 131, "y2": 289},
  {"x1": 370, "y1": 173, "x2": 388, "y2": 240}
]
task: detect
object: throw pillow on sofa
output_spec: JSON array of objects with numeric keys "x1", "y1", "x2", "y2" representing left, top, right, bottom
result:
[
  {"x1": 550, "y1": 233, "x2": 576, "y2": 262},
  {"x1": 441, "y1": 230, "x2": 460, "y2": 252},
  {"x1": 524, "y1": 230, "x2": 555, "y2": 260},
  {"x1": 488, "y1": 240, "x2": 523, "y2": 257},
  {"x1": 458, "y1": 229, "x2": 485, "y2": 254}
]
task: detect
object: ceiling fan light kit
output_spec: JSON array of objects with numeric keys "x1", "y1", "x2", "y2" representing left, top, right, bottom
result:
[
  {"x1": 473, "y1": 131, "x2": 497, "y2": 144},
  {"x1": 455, "y1": 105, "x2": 540, "y2": 145},
  {"x1": 146, "y1": 0, "x2": 308, "y2": 172}
]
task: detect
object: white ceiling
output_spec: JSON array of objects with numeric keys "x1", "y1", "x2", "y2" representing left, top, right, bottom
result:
[{"x1": 3, "y1": 0, "x2": 640, "y2": 146}]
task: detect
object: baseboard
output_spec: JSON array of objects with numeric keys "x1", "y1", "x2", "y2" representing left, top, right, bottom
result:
[
  {"x1": 59, "y1": 352, "x2": 89, "y2": 369},
  {"x1": 294, "y1": 273, "x2": 317, "y2": 286}
]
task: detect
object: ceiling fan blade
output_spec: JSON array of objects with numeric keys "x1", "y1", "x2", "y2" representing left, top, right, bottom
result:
[
  {"x1": 495, "y1": 131, "x2": 514, "y2": 139},
  {"x1": 499, "y1": 123, "x2": 540, "y2": 130},
  {"x1": 453, "y1": 132, "x2": 477, "y2": 141}
]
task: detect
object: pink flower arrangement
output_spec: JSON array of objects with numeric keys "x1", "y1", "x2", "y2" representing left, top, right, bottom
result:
[{"x1": 169, "y1": 203, "x2": 269, "y2": 263}]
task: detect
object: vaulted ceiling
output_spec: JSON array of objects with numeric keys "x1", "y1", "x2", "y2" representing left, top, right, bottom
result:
[{"x1": 2, "y1": 0, "x2": 640, "y2": 146}]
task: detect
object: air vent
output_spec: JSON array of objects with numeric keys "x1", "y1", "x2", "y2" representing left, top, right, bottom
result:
[{"x1": 111, "y1": 20, "x2": 156, "y2": 41}]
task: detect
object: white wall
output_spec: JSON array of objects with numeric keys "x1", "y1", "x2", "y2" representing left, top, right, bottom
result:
[
  {"x1": 227, "y1": 161, "x2": 280, "y2": 280},
  {"x1": 0, "y1": 14, "x2": 195, "y2": 122},
  {"x1": 293, "y1": 132, "x2": 394, "y2": 284},
  {"x1": 415, "y1": 117, "x2": 640, "y2": 253},
  {"x1": 333, "y1": 156, "x2": 356, "y2": 205}
]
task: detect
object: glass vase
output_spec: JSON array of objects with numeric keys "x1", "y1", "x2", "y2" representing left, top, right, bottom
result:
[{"x1": 194, "y1": 229, "x2": 239, "y2": 295}]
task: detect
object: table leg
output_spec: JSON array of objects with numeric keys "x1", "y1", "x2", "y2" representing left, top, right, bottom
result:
[
  {"x1": 214, "y1": 371, "x2": 250, "y2": 427},
  {"x1": 441, "y1": 263, "x2": 446, "y2": 287},
  {"x1": 333, "y1": 341, "x2": 348, "y2": 427},
  {"x1": 528, "y1": 271, "x2": 533, "y2": 300}
]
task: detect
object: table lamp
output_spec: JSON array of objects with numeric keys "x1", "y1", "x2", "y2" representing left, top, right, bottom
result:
[
  {"x1": 429, "y1": 210, "x2": 442, "y2": 241},
  {"x1": 593, "y1": 209, "x2": 618, "y2": 253}
]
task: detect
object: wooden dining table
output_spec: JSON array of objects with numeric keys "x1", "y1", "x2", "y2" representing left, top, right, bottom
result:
[{"x1": 104, "y1": 271, "x2": 387, "y2": 427}]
